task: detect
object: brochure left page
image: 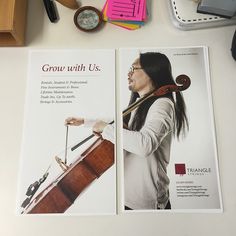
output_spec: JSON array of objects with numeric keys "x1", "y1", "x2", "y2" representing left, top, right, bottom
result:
[{"x1": 17, "y1": 49, "x2": 116, "y2": 215}]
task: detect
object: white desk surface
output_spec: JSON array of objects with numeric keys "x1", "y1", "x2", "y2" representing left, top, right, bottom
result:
[{"x1": 0, "y1": 1, "x2": 236, "y2": 235}]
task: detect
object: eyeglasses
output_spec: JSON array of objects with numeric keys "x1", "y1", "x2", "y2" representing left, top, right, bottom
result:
[{"x1": 129, "y1": 65, "x2": 142, "y2": 74}]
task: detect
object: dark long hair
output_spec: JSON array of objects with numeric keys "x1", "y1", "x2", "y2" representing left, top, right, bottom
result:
[{"x1": 123, "y1": 52, "x2": 188, "y2": 138}]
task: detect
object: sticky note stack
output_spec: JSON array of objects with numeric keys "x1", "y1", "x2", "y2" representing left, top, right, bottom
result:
[{"x1": 102, "y1": 0, "x2": 148, "y2": 30}]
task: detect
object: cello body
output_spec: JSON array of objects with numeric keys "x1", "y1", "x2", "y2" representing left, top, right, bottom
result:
[{"x1": 23, "y1": 138, "x2": 114, "y2": 214}]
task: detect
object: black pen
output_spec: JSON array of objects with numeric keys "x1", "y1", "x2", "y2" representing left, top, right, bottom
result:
[{"x1": 43, "y1": 0, "x2": 58, "y2": 23}]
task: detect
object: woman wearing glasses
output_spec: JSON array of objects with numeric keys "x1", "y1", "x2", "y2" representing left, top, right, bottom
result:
[{"x1": 66, "y1": 52, "x2": 188, "y2": 210}]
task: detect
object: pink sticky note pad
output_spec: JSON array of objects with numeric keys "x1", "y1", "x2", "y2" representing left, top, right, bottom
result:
[{"x1": 107, "y1": 0, "x2": 145, "y2": 21}]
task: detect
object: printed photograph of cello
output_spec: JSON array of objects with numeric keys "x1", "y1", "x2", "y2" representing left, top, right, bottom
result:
[{"x1": 20, "y1": 133, "x2": 114, "y2": 214}]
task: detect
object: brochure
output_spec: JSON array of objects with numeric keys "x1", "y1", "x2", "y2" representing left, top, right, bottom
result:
[
  {"x1": 17, "y1": 47, "x2": 222, "y2": 214},
  {"x1": 119, "y1": 47, "x2": 222, "y2": 212},
  {"x1": 17, "y1": 49, "x2": 116, "y2": 215}
]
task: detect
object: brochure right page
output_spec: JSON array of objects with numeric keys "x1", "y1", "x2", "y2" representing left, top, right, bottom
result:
[{"x1": 119, "y1": 47, "x2": 222, "y2": 213}]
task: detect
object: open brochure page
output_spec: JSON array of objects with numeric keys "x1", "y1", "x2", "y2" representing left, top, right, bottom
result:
[
  {"x1": 119, "y1": 47, "x2": 222, "y2": 212},
  {"x1": 17, "y1": 49, "x2": 116, "y2": 215}
]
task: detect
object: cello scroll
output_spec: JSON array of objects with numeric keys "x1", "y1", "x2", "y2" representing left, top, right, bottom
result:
[{"x1": 153, "y1": 74, "x2": 191, "y2": 97}]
